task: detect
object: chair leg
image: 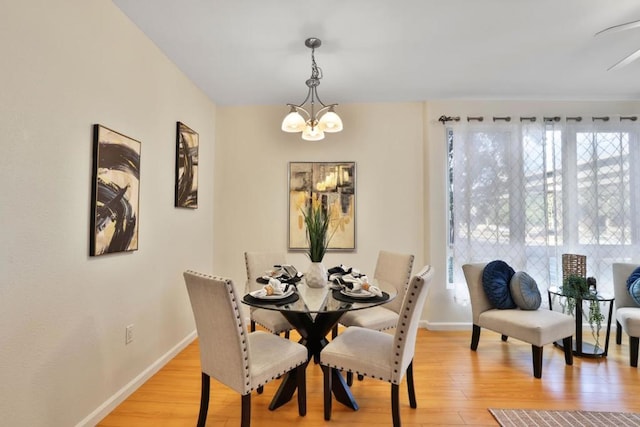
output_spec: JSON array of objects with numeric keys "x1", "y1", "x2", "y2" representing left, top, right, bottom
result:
[
  {"x1": 562, "y1": 336, "x2": 573, "y2": 365},
  {"x1": 241, "y1": 394, "x2": 251, "y2": 427},
  {"x1": 197, "y1": 373, "x2": 210, "y2": 427},
  {"x1": 250, "y1": 320, "x2": 256, "y2": 332},
  {"x1": 616, "y1": 321, "x2": 622, "y2": 345},
  {"x1": 297, "y1": 364, "x2": 307, "y2": 416},
  {"x1": 471, "y1": 324, "x2": 481, "y2": 351},
  {"x1": 332, "y1": 324, "x2": 338, "y2": 339},
  {"x1": 285, "y1": 330, "x2": 290, "y2": 340},
  {"x1": 630, "y1": 336, "x2": 639, "y2": 367},
  {"x1": 346, "y1": 371, "x2": 353, "y2": 386},
  {"x1": 391, "y1": 383, "x2": 401, "y2": 427},
  {"x1": 501, "y1": 334, "x2": 508, "y2": 342},
  {"x1": 322, "y1": 365, "x2": 332, "y2": 420},
  {"x1": 532, "y1": 345, "x2": 543, "y2": 379},
  {"x1": 407, "y1": 360, "x2": 417, "y2": 408}
]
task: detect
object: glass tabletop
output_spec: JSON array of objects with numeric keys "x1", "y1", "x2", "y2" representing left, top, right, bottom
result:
[{"x1": 242, "y1": 279, "x2": 397, "y2": 314}]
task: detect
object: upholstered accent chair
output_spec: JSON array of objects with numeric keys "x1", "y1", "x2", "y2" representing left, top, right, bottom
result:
[
  {"x1": 462, "y1": 263, "x2": 574, "y2": 378},
  {"x1": 612, "y1": 263, "x2": 640, "y2": 367},
  {"x1": 183, "y1": 271, "x2": 308, "y2": 427},
  {"x1": 320, "y1": 265, "x2": 433, "y2": 427},
  {"x1": 244, "y1": 251, "x2": 294, "y2": 338}
]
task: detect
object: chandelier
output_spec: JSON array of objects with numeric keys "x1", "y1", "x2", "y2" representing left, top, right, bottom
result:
[{"x1": 281, "y1": 38, "x2": 343, "y2": 141}]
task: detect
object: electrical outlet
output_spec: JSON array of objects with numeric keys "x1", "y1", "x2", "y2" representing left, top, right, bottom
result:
[{"x1": 125, "y1": 324, "x2": 134, "y2": 344}]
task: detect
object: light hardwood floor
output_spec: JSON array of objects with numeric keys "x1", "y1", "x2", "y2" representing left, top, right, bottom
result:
[{"x1": 98, "y1": 328, "x2": 640, "y2": 426}]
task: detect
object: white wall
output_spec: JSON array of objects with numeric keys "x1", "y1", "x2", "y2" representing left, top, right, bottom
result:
[
  {"x1": 213, "y1": 103, "x2": 425, "y2": 290},
  {"x1": 0, "y1": 1, "x2": 215, "y2": 426}
]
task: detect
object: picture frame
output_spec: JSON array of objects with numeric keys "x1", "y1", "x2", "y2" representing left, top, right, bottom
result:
[
  {"x1": 90, "y1": 124, "x2": 141, "y2": 256},
  {"x1": 175, "y1": 121, "x2": 199, "y2": 208},
  {"x1": 288, "y1": 161, "x2": 356, "y2": 251}
]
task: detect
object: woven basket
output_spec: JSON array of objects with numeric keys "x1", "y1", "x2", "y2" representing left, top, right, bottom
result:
[{"x1": 562, "y1": 253, "x2": 587, "y2": 283}]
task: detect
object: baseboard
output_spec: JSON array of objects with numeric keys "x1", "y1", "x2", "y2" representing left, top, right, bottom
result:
[
  {"x1": 75, "y1": 330, "x2": 197, "y2": 427},
  {"x1": 419, "y1": 320, "x2": 471, "y2": 330}
]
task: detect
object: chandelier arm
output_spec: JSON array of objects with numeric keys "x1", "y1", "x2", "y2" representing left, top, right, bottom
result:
[
  {"x1": 288, "y1": 104, "x2": 310, "y2": 121},
  {"x1": 291, "y1": 86, "x2": 313, "y2": 109},
  {"x1": 312, "y1": 88, "x2": 332, "y2": 109},
  {"x1": 315, "y1": 104, "x2": 336, "y2": 118}
]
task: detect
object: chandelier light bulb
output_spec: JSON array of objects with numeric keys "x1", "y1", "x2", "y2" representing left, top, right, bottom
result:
[
  {"x1": 302, "y1": 123, "x2": 325, "y2": 141},
  {"x1": 319, "y1": 110, "x2": 343, "y2": 133},
  {"x1": 282, "y1": 109, "x2": 305, "y2": 132}
]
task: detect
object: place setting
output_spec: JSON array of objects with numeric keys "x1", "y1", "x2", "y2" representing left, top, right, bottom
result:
[
  {"x1": 328, "y1": 265, "x2": 390, "y2": 303},
  {"x1": 243, "y1": 265, "x2": 302, "y2": 305}
]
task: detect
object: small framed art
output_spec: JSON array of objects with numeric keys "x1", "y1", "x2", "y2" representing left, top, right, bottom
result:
[{"x1": 175, "y1": 121, "x2": 199, "y2": 208}]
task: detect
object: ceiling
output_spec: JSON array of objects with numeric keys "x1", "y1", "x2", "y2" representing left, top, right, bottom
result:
[{"x1": 112, "y1": 0, "x2": 640, "y2": 107}]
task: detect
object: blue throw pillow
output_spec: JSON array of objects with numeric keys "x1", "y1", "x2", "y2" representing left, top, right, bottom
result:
[
  {"x1": 627, "y1": 266, "x2": 640, "y2": 290},
  {"x1": 509, "y1": 271, "x2": 541, "y2": 310},
  {"x1": 482, "y1": 260, "x2": 517, "y2": 309},
  {"x1": 627, "y1": 267, "x2": 640, "y2": 306}
]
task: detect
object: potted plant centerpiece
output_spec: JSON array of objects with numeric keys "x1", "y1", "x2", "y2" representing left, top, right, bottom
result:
[{"x1": 301, "y1": 195, "x2": 337, "y2": 288}]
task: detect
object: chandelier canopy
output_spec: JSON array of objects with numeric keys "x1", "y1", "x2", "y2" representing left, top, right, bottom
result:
[{"x1": 281, "y1": 38, "x2": 343, "y2": 141}]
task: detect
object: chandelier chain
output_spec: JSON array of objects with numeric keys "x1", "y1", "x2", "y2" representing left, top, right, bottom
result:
[{"x1": 310, "y1": 47, "x2": 323, "y2": 82}]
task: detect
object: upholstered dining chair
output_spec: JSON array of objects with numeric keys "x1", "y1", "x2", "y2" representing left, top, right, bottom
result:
[
  {"x1": 612, "y1": 263, "x2": 640, "y2": 367},
  {"x1": 320, "y1": 265, "x2": 433, "y2": 427},
  {"x1": 245, "y1": 251, "x2": 294, "y2": 339},
  {"x1": 332, "y1": 250, "x2": 414, "y2": 338},
  {"x1": 183, "y1": 270, "x2": 308, "y2": 427},
  {"x1": 332, "y1": 250, "x2": 414, "y2": 384}
]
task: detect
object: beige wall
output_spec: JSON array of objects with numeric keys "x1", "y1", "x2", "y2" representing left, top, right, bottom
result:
[
  {"x1": 213, "y1": 103, "x2": 425, "y2": 288},
  {"x1": 0, "y1": 1, "x2": 216, "y2": 425}
]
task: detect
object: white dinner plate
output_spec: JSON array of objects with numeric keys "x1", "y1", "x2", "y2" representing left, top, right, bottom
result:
[
  {"x1": 251, "y1": 288, "x2": 295, "y2": 300},
  {"x1": 340, "y1": 289, "x2": 374, "y2": 299}
]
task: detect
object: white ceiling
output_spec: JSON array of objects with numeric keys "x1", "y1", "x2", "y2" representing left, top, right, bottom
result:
[{"x1": 112, "y1": 0, "x2": 640, "y2": 106}]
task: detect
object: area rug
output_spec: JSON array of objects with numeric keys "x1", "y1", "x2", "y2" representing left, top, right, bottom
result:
[{"x1": 489, "y1": 408, "x2": 640, "y2": 427}]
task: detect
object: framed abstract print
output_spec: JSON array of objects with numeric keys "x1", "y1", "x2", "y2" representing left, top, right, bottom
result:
[
  {"x1": 175, "y1": 121, "x2": 199, "y2": 208},
  {"x1": 288, "y1": 161, "x2": 356, "y2": 251},
  {"x1": 90, "y1": 124, "x2": 141, "y2": 256}
]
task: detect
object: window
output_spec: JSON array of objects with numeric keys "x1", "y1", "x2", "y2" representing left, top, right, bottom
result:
[{"x1": 447, "y1": 119, "x2": 640, "y2": 304}]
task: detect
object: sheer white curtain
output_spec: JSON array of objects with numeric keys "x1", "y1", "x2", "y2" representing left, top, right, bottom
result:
[{"x1": 447, "y1": 117, "x2": 640, "y2": 305}]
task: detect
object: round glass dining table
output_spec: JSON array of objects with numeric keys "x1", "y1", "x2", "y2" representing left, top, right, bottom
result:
[{"x1": 242, "y1": 280, "x2": 396, "y2": 411}]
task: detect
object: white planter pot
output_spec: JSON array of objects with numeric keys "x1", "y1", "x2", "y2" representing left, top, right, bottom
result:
[{"x1": 305, "y1": 262, "x2": 328, "y2": 288}]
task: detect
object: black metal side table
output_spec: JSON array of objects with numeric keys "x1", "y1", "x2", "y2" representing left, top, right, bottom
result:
[{"x1": 548, "y1": 286, "x2": 615, "y2": 358}]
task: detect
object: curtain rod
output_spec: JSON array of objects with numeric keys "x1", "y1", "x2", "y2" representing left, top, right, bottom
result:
[{"x1": 439, "y1": 115, "x2": 639, "y2": 124}]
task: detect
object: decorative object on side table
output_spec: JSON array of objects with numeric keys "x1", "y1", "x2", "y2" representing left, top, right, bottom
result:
[
  {"x1": 562, "y1": 274, "x2": 605, "y2": 350},
  {"x1": 301, "y1": 194, "x2": 336, "y2": 288}
]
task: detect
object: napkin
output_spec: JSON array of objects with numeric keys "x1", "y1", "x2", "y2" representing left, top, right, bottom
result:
[
  {"x1": 329, "y1": 265, "x2": 364, "y2": 282},
  {"x1": 347, "y1": 276, "x2": 383, "y2": 297},
  {"x1": 250, "y1": 278, "x2": 289, "y2": 298}
]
